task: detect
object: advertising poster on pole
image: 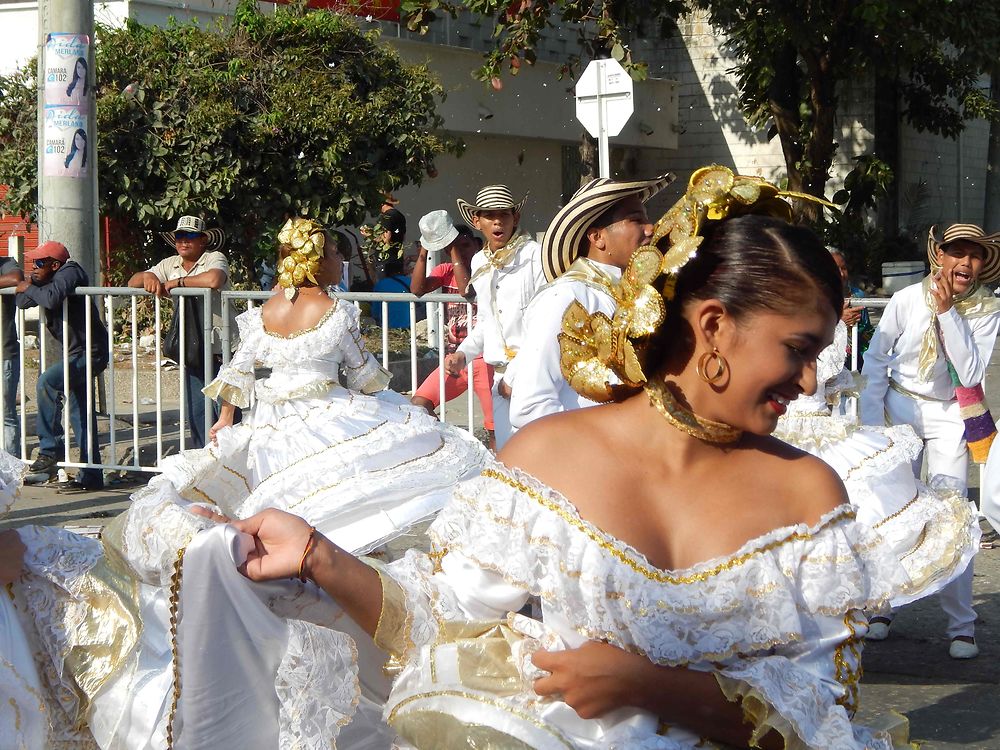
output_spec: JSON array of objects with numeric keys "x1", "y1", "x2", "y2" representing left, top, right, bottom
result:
[
  {"x1": 43, "y1": 106, "x2": 89, "y2": 178},
  {"x1": 45, "y1": 33, "x2": 91, "y2": 111}
]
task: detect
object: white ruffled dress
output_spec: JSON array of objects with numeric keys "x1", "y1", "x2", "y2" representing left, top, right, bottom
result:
[
  {"x1": 4, "y1": 299, "x2": 490, "y2": 750},
  {"x1": 773, "y1": 322, "x2": 980, "y2": 607},
  {"x1": 366, "y1": 461, "x2": 910, "y2": 749}
]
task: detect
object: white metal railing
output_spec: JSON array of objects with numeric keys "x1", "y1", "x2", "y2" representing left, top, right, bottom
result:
[
  {"x1": 0, "y1": 286, "x2": 214, "y2": 473},
  {"x1": 220, "y1": 290, "x2": 480, "y2": 430},
  {"x1": 0, "y1": 289, "x2": 895, "y2": 478}
]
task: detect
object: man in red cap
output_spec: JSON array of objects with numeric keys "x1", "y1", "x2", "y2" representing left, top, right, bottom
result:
[{"x1": 16, "y1": 241, "x2": 108, "y2": 490}]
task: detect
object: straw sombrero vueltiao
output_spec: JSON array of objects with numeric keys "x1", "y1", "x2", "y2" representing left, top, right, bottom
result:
[
  {"x1": 927, "y1": 223, "x2": 1000, "y2": 285},
  {"x1": 540, "y1": 174, "x2": 675, "y2": 282},
  {"x1": 160, "y1": 215, "x2": 227, "y2": 252},
  {"x1": 456, "y1": 185, "x2": 527, "y2": 227}
]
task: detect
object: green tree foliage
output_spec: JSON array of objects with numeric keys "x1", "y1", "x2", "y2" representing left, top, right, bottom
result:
[
  {"x1": 693, "y1": 0, "x2": 1000, "y2": 219},
  {"x1": 403, "y1": 0, "x2": 999, "y2": 220},
  {"x1": 0, "y1": 0, "x2": 455, "y2": 279},
  {"x1": 401, "y1": 0, "x2": 685, "y2": 87}
]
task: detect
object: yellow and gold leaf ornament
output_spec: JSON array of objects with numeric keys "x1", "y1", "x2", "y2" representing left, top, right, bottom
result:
[
  {"x1": 557, "y1": 165, "x2": 837, "y2": 404},
  {"x1": 276, "y1": 218, "x2": 325, "y2": 300},
  {"x1": 558, "y1": 246, "x2": 666, "y2": 402}
]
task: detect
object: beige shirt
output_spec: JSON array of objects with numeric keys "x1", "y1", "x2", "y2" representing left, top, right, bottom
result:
[{"x1": 149, "y1": 250, "x2": 235, "y2": 353}]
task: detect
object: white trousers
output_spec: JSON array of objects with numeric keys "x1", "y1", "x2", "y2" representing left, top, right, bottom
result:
[
  {"x1": 981, "y1": 438, "x2": 1000, "y2": 532},
  {"x1": 886, "y1": 389, "x2": 977, "y2": 638},
  {"x1": 492, "y1": 379, "x2": 513, "y2": 451}
]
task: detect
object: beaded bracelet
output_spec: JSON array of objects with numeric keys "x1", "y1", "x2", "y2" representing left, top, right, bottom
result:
[{"x1": 297, "y1": 526, "x2": 318, "y2": 582}]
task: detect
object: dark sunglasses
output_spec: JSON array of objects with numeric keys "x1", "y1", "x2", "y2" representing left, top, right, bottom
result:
[
  {"x1": 32, "y1": 258, "x2": 54, "y2": 269},
  {"x1": 175, "y1": 231, "x2": 204, "y2": 241}
]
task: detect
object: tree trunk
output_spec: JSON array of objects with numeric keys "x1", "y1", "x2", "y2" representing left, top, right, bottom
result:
[
  {"x1": 797, "y1": 53, "x2": 839, "y2": 222},
  {"x1": 986, "y1": 62, "x2": 1000, "y2": 230},
  {"x1": 767, "y1": 44, "x2": 806, "y2": 196}
]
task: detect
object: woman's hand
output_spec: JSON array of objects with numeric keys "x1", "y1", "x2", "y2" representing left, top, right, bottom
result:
[
  {"x1": 0, "y1": 530, "x2": 26, "y2": 585},
  {"x1": 531, "y1": 640, "x2": 653, "y2": 720},
  {"x1": 209, "y1": 414, "x2": 234, "y2": 445},
  {"x1": 231, "y1": 508, "x2": 316, "y2": 582},
  {"x1": 931, "y1": 270, "x2": 955, "y2": 313}
]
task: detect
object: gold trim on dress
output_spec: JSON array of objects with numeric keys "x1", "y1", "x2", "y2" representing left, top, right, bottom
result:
[
  {"x1": 478, "y1": 467, "x2": 855, "y2": 585},
  {"x1": 262, "y1": 299, "x2": 339, "y2": 339}
]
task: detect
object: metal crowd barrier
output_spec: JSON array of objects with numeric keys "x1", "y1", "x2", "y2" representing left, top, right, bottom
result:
[
  {"x1": 0, "y1": 291, "x2": 898, "y2": 477},
  {"x1": 0, "y1": 286, "x2": 482, "y2": 477},
  {"x1": 220, "y1": 290, "x2": 479, "y2": 430}
]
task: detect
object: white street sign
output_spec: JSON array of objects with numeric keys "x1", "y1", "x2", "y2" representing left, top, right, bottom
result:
[{"x1": 575, "y1": 58, "x2": 635, "y2": 177}]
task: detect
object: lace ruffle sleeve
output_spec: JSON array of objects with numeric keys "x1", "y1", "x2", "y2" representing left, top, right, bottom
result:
[
  {"x1": 337, "y1": 302, "x2": 391, "y2": 394},
  {"x1": 202, "y1": 307, "x2": 261, "y2": 408}
]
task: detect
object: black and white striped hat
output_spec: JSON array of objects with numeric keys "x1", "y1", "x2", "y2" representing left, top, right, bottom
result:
[
  {"x1": 540, "y1": 174, "x2": 674, "y2": 282},
  {"x1": 456, "y1": 185, "x2": 527, "y2": 227},
  {"x1": 927, "y1": 223, "x2": 1000, "y2": 284},
  {"x1": 160, "y1": 215, "x2": 226, "y2": 252}
]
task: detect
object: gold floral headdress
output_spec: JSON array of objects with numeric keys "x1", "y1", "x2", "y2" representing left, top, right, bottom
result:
[
  {"x1": 558, "y1": 165, "x2": 832, "y2": 403},
  {"x1": 277, "y1": 218, "x2": 325, "y2": 300}
]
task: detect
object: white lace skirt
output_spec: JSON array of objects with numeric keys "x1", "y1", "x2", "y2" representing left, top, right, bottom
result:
[{"x1": 8, "y1": 385, "x2": 489, "y2": 749}]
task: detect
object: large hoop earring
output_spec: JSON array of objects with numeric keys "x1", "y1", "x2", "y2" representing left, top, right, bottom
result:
[{"x1": 697, "y1": 347, "x2": 728, "y2": 384}]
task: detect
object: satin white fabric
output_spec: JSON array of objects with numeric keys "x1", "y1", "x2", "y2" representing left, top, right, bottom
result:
[
  {"x1": 860, "y1": 280, "x2": 1000, "y2": 420},
  {"x1": 4, "y1": 300, "x2": 490, "y2": 749},
  {"x1": 381, "y1": 462, "x2": 907, "y2": 749},
  {"x1": 457, "y1": 240, "x2": 544, "y2": 373}
]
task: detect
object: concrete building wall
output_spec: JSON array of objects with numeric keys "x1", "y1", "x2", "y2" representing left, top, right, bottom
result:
[{"x1": 897, "y1": 116, "x2": 992, "y2": 229}]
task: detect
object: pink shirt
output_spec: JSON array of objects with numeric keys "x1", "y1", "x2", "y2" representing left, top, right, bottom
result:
[{"x1": 427, "y1": 263, "x2": 476, "y2": 353}]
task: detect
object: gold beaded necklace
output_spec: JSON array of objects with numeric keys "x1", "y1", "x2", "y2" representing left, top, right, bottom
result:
[{"x1": 644, "y1": 378, "x2": 742, "y2": 445}]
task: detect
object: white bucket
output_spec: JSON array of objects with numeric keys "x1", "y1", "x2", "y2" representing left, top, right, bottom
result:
[{"x1": 881, "y1": 261, "x2": 926, "y2": 294}]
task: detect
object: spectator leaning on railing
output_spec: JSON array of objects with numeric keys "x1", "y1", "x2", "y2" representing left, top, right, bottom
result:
[
  {"x1": 128, "y1": 215, "x2": 235, "y2": 449},
  {"x1": 0, "y1": 256, "x2": 24, "y2": 455},
  {"x1": 16, "y1": 241, "x2": 108, "y2": 491}
]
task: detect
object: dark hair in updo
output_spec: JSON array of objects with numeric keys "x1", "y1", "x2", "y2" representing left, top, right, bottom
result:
[{"x1": 649, "y1": 214, "x2": 842, "y2": 368}]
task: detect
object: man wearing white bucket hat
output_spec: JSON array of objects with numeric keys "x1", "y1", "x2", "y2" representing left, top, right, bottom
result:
[
  {"x1": 861, "y1": 222, "x2": 1000, "y2": 659},
  {"x1": 445, "y1": 185, "x2": 544, "y2": 449},
  {"x1": 508, "y1": 174, "x2": 673, "y2": 431},
  {"x1": 410, "y1": 210, "x2": 497, "y2": 448},
  {"x1": 128, "y1": 215, "x2": 234, "y2": 448}
]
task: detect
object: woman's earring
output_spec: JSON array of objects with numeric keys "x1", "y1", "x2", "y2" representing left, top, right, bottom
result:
[{"x1": 696, "y1": 347, "x2": 728, "y2": 384}]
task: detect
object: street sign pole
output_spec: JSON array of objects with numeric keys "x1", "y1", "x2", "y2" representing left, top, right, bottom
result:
[
  {"x1": 575, "y1": 58, "x2": 634, "y2": 180},
  {"x1": 596, "y1": 61, "x2": 610, "y2": 178},
  {"x1": 37, "y1": 0, "x2": 99, "y2": 283}
]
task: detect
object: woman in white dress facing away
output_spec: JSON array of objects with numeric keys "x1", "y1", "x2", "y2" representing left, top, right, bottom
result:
[
  {"x1": 227, "y1": 169, "x2": 956, "y2": 748},
  {"x1": 0, "y1": 217, "x2": 489, "y2": 749}
]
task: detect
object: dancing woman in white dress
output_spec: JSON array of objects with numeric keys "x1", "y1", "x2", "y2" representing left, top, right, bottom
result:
[
  {"x1": 0, "y1": 218, "x2": 489, "y2": 749},
  {"x1": 227, "y1": 170, "x2": 961, "y2": 748}
]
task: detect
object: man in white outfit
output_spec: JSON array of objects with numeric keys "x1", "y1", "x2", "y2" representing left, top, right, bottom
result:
[
  {"x1": 860, "y1": 223, "x2": 1000, "y2": 659},
  {"x1": 444, "y1": 185, "x2": 544, "y2": 449},
  {"x1": 508, "y1": 174, "x2": 673, "y2": 431}
]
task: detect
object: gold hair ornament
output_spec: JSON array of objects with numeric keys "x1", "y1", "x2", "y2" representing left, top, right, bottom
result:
[
  {"x1": 558, "y1": 165, "x2": 834, "y2": 403},
  {"x1": 277, "y1": 218, "x2": 325, "y2": 301}
]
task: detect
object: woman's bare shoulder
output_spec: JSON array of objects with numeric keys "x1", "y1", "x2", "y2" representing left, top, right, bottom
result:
[
  {"x1": 499, "y1": 407, "x2": 617, "y2": 486},
  {"x1": 750, "y1": 435, "x2": 849, "y2": 523},
  {"x1": 261, "y1": 293, "x2": 336, "y2": 335}
]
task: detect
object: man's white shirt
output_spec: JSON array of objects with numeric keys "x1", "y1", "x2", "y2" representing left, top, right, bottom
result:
[
  {"x1": 457, "y1": 239, "x2": 544, "y2": 379},
  {"x1": 860, "y1": 280, "x2": 1000, "y2": 424},
  {"x1": 508, "y1": 259, "x2": 622, "y2": 430}
]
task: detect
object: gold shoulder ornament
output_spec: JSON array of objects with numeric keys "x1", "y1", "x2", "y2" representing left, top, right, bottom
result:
[{"x1": 558, "y1": 166, "x2": 834, "y2": 403}]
